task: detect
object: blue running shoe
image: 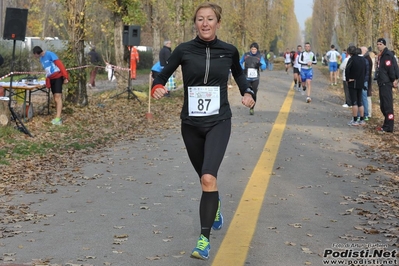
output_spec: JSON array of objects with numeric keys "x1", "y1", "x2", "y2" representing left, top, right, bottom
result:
[
  {"x1": 191, "y1": 234, "x2": 210, "y2": 260},
  {"x1": 212, "y1": 199, "x2": 223, "y2": 230}
]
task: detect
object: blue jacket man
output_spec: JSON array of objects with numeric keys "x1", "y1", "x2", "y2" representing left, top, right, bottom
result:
[{"x1": 239, "y1": 42, "x2": 266, "y2": 115}]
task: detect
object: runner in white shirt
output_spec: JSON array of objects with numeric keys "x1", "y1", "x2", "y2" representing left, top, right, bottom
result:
[
  {"x1": 298, "y1": 42, "x2": 317, "y2": 103},
  {"x1": 325, "y1": 44, "x2": 341, "y2": 86}
]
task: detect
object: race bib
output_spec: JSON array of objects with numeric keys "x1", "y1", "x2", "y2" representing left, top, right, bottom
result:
[
  {"x1": 188, "y1": 86, "x2": 220, "y2": 116},
  {"x1": 247, "y1": 68, "x2": 258, "y2": 78}
]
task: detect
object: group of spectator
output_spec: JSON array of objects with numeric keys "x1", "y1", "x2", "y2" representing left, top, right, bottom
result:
[{"x1": 338, "y1": 38, "x2": 399, "y2": 132}]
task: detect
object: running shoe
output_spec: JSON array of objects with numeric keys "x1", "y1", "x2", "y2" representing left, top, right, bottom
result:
[
  {"x1": 342, "y1": 104, "x2": 349, "y2": 108},
  {"x1": 212, "y1": 199, "x2": 223, "y2": 230},
  {"x1": 376, "y1": 126, "x2": 385, "y2": 133},
  {"x1": 306, "y1": 97, "x2": 311, "y2": 103},
  {"x1": 358, "y1": 120, "x2": 366, "y2": 126},
  {"x1": 347, "y1": 119, "x2": 359, "y2": 126},
  {"x1": 51, "y1": 118, "x2": 62, "y2": 125},
  {"x1": 249, "y1": 108, "x2": 254, "y2": 115},
  {"x1": 364, "y1": 116, "x2": 369, "y2": 121},
  {"x1": 191, "y1": 234, "x2": 210, "y2": 260}
]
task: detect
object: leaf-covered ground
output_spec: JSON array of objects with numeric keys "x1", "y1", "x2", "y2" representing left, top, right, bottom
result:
[
  {"x1": 0, "y1": 78, "x2": 183, "y2": 226},
  {"x1": 324, "y1": 73, "x2": 399, "y2": 249}
]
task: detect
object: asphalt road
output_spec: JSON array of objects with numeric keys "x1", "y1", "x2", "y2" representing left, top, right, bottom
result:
[{"x1": 1, "y1": 68, "x2": 395, "y2": 266}]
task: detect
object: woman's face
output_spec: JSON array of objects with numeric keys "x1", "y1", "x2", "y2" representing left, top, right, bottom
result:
[{"x1": 194, "y1": 7, "x2": 220, "y2": 41}]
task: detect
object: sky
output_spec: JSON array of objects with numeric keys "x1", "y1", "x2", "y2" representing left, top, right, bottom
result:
[{"x1": 294, "y1": 0, "x2": 313, "y2": 31}]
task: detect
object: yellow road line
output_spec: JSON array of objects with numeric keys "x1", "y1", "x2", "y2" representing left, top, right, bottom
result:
[{"x1": 212, "y1": 83, "x2": 296, "y2": 265}]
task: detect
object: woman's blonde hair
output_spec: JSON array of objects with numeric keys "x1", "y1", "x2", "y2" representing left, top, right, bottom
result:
[{"x1": 193, "y1": 2, "x2": 222, "y2": 23}]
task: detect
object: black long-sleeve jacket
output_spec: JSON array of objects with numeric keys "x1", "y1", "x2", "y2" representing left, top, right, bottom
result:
[
  {"x1": 345, "y1": 54, "x2": 366, "y2": 89},
  {"x1": 376, "y1": 47, "x2": 399, "y2": 85},
  {"x1": 152, "y1": 36, "x2": 251, "y2": 127},
  {"x1": 364, "y1": 55, "x2": 373, "y2": 96},
  {"x1": 159, "y1": 46, "x2": 172, "y2": 67}
]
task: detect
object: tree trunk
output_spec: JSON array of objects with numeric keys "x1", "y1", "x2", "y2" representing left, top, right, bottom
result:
[
  {"x1": 152, "y1": 27, "x2": 161, "y2": 65},
  {"x1": 0, "y1": 97, "x2": 10, "y2": 126},
  {"x1": 64, "y1": 0, "x2": 88, "y2": 106},
  {"x1": 66, "y1": 39, "x2": 88, "y2": 106},
  {"x1": 393, "y1": 2, "x2": 399, "y2": 52},
  {"x1": 113, "y1": 13, "x2": 127, "y2": 90},
  {"x1": 149, "y1": 3, "x2": 161, "y2": 64}
]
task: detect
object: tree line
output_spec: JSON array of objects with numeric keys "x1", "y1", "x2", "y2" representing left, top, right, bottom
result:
[
  {"x1": 1, "y1": 0, "x2": 301, "y2": 106},
  {"x1": 310, "y1": 0, "x2": 399, "y2": 54},
  {"x1": 1, "y1": 0, "x2": 398, "y2": 106}
]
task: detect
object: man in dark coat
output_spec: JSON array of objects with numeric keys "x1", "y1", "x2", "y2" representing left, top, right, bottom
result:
[
  {"x1": 159, "y1": 40, "x2": 172, "y2": 96},
  {"x1": 159, "y1": 40, "x2": 172, "y2": 67},
  {"x1": 375, "y1": 38, "x2": 399, "y2": 132},
  {"x1": 88, "y1": 46, "x2": 101, "y2": 88}
]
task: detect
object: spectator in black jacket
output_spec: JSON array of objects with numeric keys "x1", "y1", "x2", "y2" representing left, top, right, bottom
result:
[
  {"x1": 159, "y1": 40, "x2": 172, "y2": 96},
  {"x1": 345, "y1": 46, "x2": 366, "y2": 126},
  {"x1": 88, "y1": 46, "x2": 101, "y2": 88},
  {"x1": 375, "y1": 38, "x2": 399, "y2": 132},
  {"x1": 159, "y1": 40, "x2": 172, "y2": 67}
]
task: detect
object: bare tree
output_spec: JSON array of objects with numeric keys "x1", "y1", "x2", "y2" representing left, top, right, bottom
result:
[{"x1": 63, "y1": 0, "x2": 88, "y2": 106}]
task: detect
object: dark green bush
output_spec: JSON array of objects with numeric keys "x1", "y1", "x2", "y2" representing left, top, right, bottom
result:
[
  {"x1": 137, "y1": 50, "x2": 153, "y2": 69},
  {"x1": 0, "y1": 44, "x2": 31, "y2": 78}
]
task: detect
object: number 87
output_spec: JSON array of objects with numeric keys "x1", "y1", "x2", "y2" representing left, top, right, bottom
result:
[{"x1": 197, "y1": 99, "x2": 211, "y2": 111}]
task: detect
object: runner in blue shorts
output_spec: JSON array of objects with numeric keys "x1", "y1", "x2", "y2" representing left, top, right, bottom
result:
[
  {"x1": 325, "y1": 45, "x2": 341, "y2": 86},
  {"x1": 298, "y1": 42, "x2": 317, "y2": 103}
]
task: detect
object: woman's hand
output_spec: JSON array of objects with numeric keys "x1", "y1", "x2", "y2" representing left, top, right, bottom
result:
[
  {"x1": 152, "y1": 87, "x2": 168, "y2": 99},
  {"x1": 242, "y1": 93, "x2": 255, "y2": 108}
]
